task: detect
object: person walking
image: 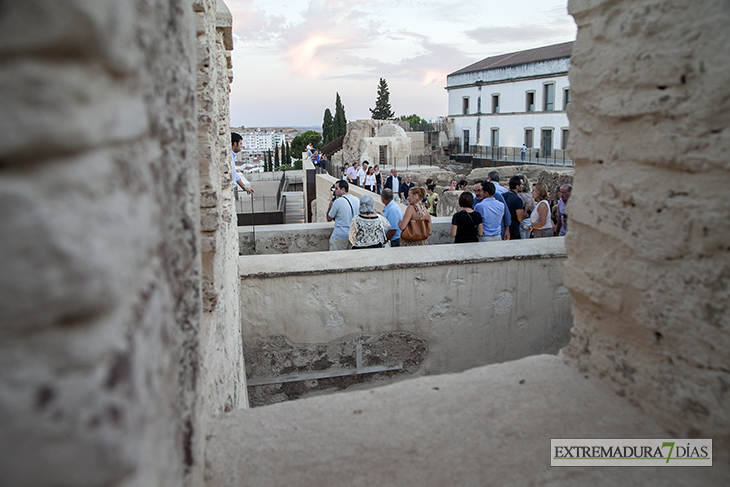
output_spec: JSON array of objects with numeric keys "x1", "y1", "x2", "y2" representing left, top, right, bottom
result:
[{"x1": 364, "y1": 166, "x2": 377, "y2": 193}]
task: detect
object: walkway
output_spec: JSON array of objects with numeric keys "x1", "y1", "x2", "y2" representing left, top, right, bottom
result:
[{"x1": 235, "y1": 177, "x2": 305, "y2": 224}]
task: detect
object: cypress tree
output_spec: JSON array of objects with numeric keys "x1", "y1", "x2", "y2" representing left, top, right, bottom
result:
[
  {"x1": 274, "y1": 143, "x2": 280, "y2": 169},
  {"x1": 333, "y1": 93, "x2": 347, "y2": 139},
  {"x1": 370, "y1": 78, "x2": 394, "y2": 119},
  {"x1": 322, "y1": 108, "x2": 334, "y2": 145},
  {"x1": 285, "y1": 141, "x2": 291, "y2": 166},
  {"x1": 267, "y1": 150, "x2": 272, "y2": 172}
]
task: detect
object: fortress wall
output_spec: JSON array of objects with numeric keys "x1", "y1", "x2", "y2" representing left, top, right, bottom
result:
[
  {"x1": 191, "y1": 0, "x2": 248, "y2": 485},
  {"x1": 0, "y1": 1, "x2": 243, "y2": 486},
  {"x1": 562, "y1": 0, "x2": 730, "y2": 448}
]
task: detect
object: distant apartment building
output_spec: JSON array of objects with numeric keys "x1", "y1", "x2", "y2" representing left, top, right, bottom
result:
[
  {"x1": 236, "y1": 130, "x2": 286, "y2": 164},
  {"x1": 446, "y1": 41, "x2": 572, "y2": 156},
  {"x1": 241, "y1": 130, "x2": 285, "y2": 152}
]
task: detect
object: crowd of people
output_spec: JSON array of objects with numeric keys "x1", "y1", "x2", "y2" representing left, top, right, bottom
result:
[
  {"x1": 239, "y1": 135, "x2": 570, "y2": 251},
  {"x1": 326, "y1": 166, "x2": 571, "y2": 251}
]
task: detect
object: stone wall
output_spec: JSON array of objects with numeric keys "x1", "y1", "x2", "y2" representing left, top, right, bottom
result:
[
  {"x1": 238, "y1": 218, "x2": 456, "y2": 255},
  {"x1": 0, "y1": 1, "x2": 243, "y2": 486},
  {"x1": 562, "y1": 0, "x2": 730, "y2": 449},
  {"x1": 191, "y1": 1, "x2": 247, "y2": 486}
]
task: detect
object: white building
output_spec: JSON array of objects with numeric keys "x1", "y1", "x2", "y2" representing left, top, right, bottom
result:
[
  {"x1": 446, "y1": 42, "x2": 572, "y2": 157},
  {"x1": 240, "y1": 130, "x2": 285, "y2": 152}
]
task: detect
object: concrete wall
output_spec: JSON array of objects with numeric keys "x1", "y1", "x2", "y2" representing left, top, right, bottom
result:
[
  {"x1": 562, "y1": 0, "x2": 730, "y2": 449},
  {"x1": 239, "y1": 238, "x2": 573, "y2": 402},
  {"x1": 0, "y1": 1, "x2": 244, "y2": 486}
]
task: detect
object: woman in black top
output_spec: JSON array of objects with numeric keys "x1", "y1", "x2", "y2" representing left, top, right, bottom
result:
[{"x1": 450, "y1": 192, "x2": 483, "y2": 243}]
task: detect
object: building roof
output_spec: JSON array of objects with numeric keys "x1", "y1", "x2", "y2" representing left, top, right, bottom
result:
[{"x1": 449, "y1": 41, "x2": 573, "y2": 77}]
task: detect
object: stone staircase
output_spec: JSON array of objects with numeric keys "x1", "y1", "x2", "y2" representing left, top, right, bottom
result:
[{"x1": 283, "y1": 191, "x2": 305, "y2": 223}]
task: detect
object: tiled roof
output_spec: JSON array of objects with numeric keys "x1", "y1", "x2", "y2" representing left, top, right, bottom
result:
[{"x1": 449, "y1": 41, "x2": 573, "y2": 77}]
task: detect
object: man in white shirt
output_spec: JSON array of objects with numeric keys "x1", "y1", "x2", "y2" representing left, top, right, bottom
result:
[
  {"x1": 327, "y1": 180, "x2": 360, "y2": 250},
  {"x1": 231, "y1": 133, "x2": 253, "y2": 194},
  {"x1": 357, "y1": 161, "x2": 369, "y2": 187},
  {"x1": 384, "y1": 168, "x2": 402, "y2": 203},
  {"x1": 346, "y1": 162, "x2": 358, "y2": 185}
]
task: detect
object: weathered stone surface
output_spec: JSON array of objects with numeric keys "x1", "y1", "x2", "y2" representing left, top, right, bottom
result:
[
  {"x1": 562, "y1": 0, "x2": 730, "y2": 453},
  {"x1": 245, "y1": 333, "x2": 428, "y2": 406},
  {"x1": 0, "y1": 1, "x2": 244, "y2": 486},
  {"x1": 207, "y1": 355, "x2": 729, "y2": 486}
]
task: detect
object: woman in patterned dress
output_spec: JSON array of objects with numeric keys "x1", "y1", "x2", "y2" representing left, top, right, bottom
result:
[
  {"x1": 349, "y1": 195, "x2": 390, "y2": 249},
  {"x1": 398, "y1": 187, "x2": 432, "y2": 247}
]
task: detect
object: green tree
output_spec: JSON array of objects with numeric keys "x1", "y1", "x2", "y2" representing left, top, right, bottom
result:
[
  {"x1": 370, "y1": 78, "x2": 394, "y2": 120},
  {"x1": 322, "y1": 108, "x2": 334, "y2": 145},
  {"x1": 274, "y1": 143, "x2": 280, "y2": 169},
  {"x1": 266, "y1": 150, "x2": 272, "y2": 172},
  {"x1": 333, "y1": 92, "x2": 347, "y2": 139},
  {"x1": 285, "y1": 141, "x2": 291, "y2": 165},
  {"x1": 291, "y1": 130, "x2": 322, "y2": 158},
  {"x1": 397, "y1": 114, "x2": 428, "y2": 126}
]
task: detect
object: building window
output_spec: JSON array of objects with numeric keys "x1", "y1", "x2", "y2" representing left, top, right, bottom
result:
[
  {"x1": 561, "y1": 129, "x2": 570, "y2": 150},
  {"x1": 492, "y1": 95, "x2": 500, "y2": 114},
  {"x1": 541, "y1": 129, "x2": 553, "y2": 157},
  {"x1": 525, "y1": 129, "x2": 534, "y2": 148},
  {"x1": 543, "y1": 83, "x2": 555, "y2": 111},
  {"x1": 526, "y1": 91, "x2": 535, "y2": 112},
  {"x1": 462, "y1": 97, "x2": 469, "y2": 115},
  {"x1": 463, "y1": 129, "x2": 470, "y2": 153},
  {"x1": 491, "y1": 129, "x2": 499, "y2": 147},
  {"x1": 563, "y1": 88, "x2": 570, "y2": 110}
]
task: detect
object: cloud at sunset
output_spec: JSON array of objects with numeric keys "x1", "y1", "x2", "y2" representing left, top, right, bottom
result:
[
  {"x1": 285, "y1": 35, "x2": 347, "y2": 79},
  {"x1": 420, "y1": 71, "x2": 447, "y2": 86},
  {"x1": 226, "y1": 0, "x2": 576, "y2": 126}
]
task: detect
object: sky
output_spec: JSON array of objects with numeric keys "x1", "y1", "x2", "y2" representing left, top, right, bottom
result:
[{"x1": 227, "y1": 0, "x2": 577, "y2": 128}]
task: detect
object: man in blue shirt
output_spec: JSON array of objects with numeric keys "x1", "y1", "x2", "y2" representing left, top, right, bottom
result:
[
  {"x1": 474, "y1": 181, "x2": 506, "y2": 242},
  {"x1": 473, "y1": 180, "x2": 510, "y2": 240},
  {"x1": 379, "y1": 188, "x2": 403, "y2": 247},
  {"x1": 326, "y1": 180, "x2": 359, "y2": 250}
]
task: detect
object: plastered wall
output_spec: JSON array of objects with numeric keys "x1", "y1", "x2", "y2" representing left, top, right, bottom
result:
[
  {"x1": 562, "y1": 0, "x2": 730, "y2": 449},
  {"x1": 0, "y1": 1, "x2": 244, "y2": 486},
  {"x1": 239, "y1": 239, "x2": 573, "y2": 386}
]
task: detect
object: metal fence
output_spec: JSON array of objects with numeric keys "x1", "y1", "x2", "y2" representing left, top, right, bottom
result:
[{"x1": 469, "y1": 145, "x2": 574, "y2": 167}]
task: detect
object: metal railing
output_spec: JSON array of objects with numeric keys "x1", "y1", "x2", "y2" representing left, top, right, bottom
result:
[{"x1": 467, "y1": 145, "x2": 573, "y2": 167}]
